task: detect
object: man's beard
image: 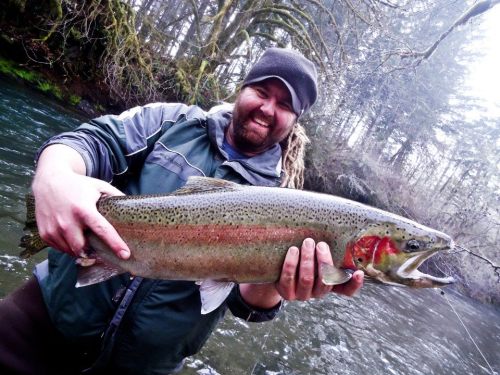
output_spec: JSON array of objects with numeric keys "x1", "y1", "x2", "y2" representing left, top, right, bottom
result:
[{"x1": 230, "y1": 108, "x2": 271, "y2": 154}]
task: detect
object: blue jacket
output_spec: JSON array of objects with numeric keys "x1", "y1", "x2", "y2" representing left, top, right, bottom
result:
[{"x1": 35, "y1": 103, "x2": 283, "y2": 374}]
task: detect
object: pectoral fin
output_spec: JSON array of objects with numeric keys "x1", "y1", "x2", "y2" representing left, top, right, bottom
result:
[
  {"x1": 320, "y1": 263, "x2": 353, "y2": 285},
  {"x1": 199, "y1": 280, "x2": 235, "y2": 314},
  {"x1": 75, "y1": 260, "x2": 125, "y2": 287}
]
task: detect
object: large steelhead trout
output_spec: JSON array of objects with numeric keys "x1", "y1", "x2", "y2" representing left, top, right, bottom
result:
[{"x1": 21, "y1": 177, "x2": 454, "y2": 313}]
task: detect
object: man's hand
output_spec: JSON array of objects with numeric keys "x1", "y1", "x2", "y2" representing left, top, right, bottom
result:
[
  {"x1": 239, "y1": 238, "x2": 364, "y2": 309},
  {"x1": 32, "y1": 144, "x2": 130, "y2": 259},
  {"x1": 276, "y1": 238, "x2": 363, "y2": 300}
]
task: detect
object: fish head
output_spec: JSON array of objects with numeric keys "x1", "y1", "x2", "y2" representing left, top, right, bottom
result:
[{"x1": 344, "y1": 222, "x2": 455, "y2": 288}]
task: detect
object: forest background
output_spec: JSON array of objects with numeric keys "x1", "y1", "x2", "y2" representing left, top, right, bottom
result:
[{"x1": 0, "y1": 0, "x2": 498, "y2": 303}]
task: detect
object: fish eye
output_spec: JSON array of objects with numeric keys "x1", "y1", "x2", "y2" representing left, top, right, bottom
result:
[{"x1": 406, "y1": 240, "x2": 420, "y2": 251}]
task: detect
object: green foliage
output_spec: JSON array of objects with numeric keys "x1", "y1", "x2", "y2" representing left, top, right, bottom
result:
[
  {"x1": 69, "y1": 27, "x2": 82, "y2": 40},
  {"x1": 0, "y1": 58, "x2": 73, "y2": 104},
  {"x1": 69, "y1": 94, "x2": 81, "y2": 106},
  {"x1": 0, "y1": 63, "x2": 65, "y2": 100},
  {"x1": 0, "y1": 58, "x2": 38, "y2": 82},
  {"x1": 172, "y1": 58, "x2": 226, "y2": 109},
  {"x1": 39, "y1": 0, "x2": 63, "y2": 42},
  {"x1": 36, "y1": 81, "x2": 52, "y2": 92},
  {"x1": 34, "y1": 79, "x2": 62, "y2": 100}
]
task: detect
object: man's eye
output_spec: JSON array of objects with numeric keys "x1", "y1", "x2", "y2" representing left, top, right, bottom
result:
[
  {"x1": 280, "y1": 102, "x2": 293, "y2": 111},
  {"x1": 254, "y1": 88, "x2": 267, "y2": 97}
]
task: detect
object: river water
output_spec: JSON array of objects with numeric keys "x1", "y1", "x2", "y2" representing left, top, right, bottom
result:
[{"x1": 0, "y1": 77, "x2": 498, "y2": 375}]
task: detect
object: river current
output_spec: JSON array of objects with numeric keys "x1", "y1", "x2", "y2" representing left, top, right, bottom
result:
[{"x1": 0, "y1": 77, "x2": 498, "y2": 375}]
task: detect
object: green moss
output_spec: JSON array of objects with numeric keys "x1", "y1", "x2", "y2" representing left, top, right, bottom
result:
[
  {"x1": 0, "y1": 57, "x2": 77, "y2": 104},
  {"x1": 35, "y1": 80, "x2": 62, "y2": 100},
  {"x1": 0, "y1": 58, "x2": 17, "y2": 75},
  {"x1": 52, "y1": 86, "x2": 63, "y2": 100},
  {"x1": 36, "y1": 81, "x2": 52, "y2": 92},
  {"x1": 69, "y1": 94, "x2": 81, "y2": 106},
  {"x1": 69, "y1": 27, "x2": 82, "y2": 40},
  {"x1": 0, "y1": 58, "x2": 39, "y2": 82},
  {"x1": 16, "y1": 69, "x2": 38, "y2": 81}
]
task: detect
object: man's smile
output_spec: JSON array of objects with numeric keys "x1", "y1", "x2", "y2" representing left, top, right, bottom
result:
[{"x1": 252, "y1": 115, "x2": 271, "y2": 128}]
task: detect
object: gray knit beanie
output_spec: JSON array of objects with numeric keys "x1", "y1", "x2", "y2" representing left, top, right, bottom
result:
[{"x1": 242, "y1": 47, "x2": 318, "y2": 117}]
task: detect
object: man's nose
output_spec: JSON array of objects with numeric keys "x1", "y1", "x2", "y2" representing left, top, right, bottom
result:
[{"x1": 260, "y1": 98, "x2": 276, "y2": 117}]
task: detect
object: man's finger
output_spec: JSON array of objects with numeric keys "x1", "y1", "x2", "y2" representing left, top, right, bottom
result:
[
  {"x1": 64, "y1": 226, "x2": 87, "y2": 257},
  {"x1": 82, "y1": 210, "x2": 130, "y2": 259},
  {"x1": 54, "y1": 215, "x2": 87, "y2": 255},
  {"x1": 38, "y1": 218, "x2": 74, "y2": 255},
  {"x1": 313, "y1": 242, "x2": 334, "y2": 298},
  {"x1": 44, "y1": 231, "x2": 73, "y2": 255},
  {"x1": 331, "y1": 270, "x2": 364, "y2": 296},
  {"x1": 95, "y1": 179, "x2": 125, "y2": 197},
  {"x1": 296, "y1": 238, "x2": 315, "y2": 301},
  {"x1": 276, "y1": 246, "x2": 300, "y2": 300}
]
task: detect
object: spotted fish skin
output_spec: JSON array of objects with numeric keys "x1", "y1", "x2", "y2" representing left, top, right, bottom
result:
[{"x1": 82, "y1": 176, "x2": 454, "y2": 287}]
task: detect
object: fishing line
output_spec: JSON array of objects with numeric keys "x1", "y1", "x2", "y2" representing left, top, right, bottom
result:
[
  {"x1": 440, "y1": 290, "x2": 496, "y2": 375},
  {"x1": 249, "y1": 327, "x2": 272, "y2": 375}
]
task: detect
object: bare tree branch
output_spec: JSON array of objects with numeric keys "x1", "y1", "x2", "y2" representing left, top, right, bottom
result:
[
  {"x1": 452, "y1": 246, "x2": 500, "y2": 279},
  {"x1": 400, "y1": 0, "x2": 500, "y2": 64}
]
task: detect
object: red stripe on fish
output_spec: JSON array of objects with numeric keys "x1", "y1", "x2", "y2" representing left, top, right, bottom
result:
[{"x1": 113, "y1": 222, "x2": 335, "y2": 247}]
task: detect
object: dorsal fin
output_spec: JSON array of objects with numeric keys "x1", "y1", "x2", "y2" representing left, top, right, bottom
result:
[{"x1": 170, "y1": 176, "x2": 244, "y2": 196}]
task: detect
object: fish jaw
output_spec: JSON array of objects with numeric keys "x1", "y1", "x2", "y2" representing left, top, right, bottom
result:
[
  {"x1": 348, "y1": 233, "x2": 455, "y2": 288},
  {"x1": 394, "y1": 249, "x2": 455, "y2": 287}
]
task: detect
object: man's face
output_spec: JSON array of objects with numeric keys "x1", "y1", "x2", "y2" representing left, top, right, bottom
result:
[{"x1": 227, "y1": 78, "x2": 297, "y2": 156}]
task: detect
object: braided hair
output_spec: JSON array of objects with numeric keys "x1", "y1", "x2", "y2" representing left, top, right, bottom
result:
[{"x1": 280, "y1": 123, "x2": 310, "y2": 189}]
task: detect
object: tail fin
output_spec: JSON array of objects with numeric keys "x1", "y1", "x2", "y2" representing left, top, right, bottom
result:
[{"x1": 19, "y1": 193, "x2": 48, "y2": 258}]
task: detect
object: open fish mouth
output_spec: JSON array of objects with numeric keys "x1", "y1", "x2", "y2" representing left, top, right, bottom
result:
[{"x1": 395, "y1": 247, "x2": 455, "y2": 287}]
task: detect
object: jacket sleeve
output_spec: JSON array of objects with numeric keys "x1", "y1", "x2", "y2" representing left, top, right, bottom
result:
[
  {"x1": 226, "y1": 285, "x2": 283, "y2": 322},
  {"x1": 36, "y1": 103, "x2": 196, "y2": 182}
]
